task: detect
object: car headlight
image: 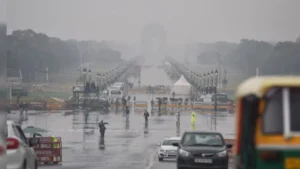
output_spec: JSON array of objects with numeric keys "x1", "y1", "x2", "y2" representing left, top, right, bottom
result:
[
  {"x1": 216, "y1": 150, "x2": 227, "y2": 157},
  {"x1": 159, "y1": 148, "x2": 166, "y2": 152},
  {"x1": 179, "y1": 149, "x2": 190, "y2": 157}
]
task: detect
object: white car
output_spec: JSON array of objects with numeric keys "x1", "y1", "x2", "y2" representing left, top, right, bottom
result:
[
  {"x1": 7, "y1": 120, "x2": 38, "y2": 169},
  {"x1": 158, "y1": 137, "x2": 180, "y2": 161}
]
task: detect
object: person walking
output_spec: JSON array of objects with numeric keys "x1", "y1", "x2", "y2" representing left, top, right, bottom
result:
[
  {"x1": 144, "y1": 109, "x2": 149, "y2": 123},
  {"x1": 191, "y1": 111, "x2": 196, "y2": 125}
]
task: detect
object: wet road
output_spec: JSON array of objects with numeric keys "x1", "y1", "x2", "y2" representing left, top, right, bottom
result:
[
  {"x1": 140, "y1": 65, "x2": 174, "y2": 86},
  {"x1": 18, "y1": 110, "x2": 234, "y2": 169},
  {"x1": 9, "y1": 64, "x2": 236, "y2": 169}
]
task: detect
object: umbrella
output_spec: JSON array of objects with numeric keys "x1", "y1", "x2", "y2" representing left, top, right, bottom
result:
[{"x1": 23, "y1": 126, "x2": 48, "y2": 134}]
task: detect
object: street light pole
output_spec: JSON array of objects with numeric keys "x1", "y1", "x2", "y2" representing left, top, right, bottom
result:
[
  {"x1": 214, "y1": 70, "x2": 218, "y2": 131},
  {"x1": 83, "y1": 68, "x2": 87, "y2": 109}
]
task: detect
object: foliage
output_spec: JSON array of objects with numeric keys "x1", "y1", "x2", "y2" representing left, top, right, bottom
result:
[
  {"x1": 6, "y1": 29, "x2": 122, "y2": 82},
  {"x1": 197, "y1": 39, "x2": 300, "y2": 76}
]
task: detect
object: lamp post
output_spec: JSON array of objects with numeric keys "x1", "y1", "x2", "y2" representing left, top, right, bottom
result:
[
  {"x1": 214, "y1": 70, "x2": 218, "y2": 112},
  {"x1": 207, "y1": 73, "x2": 210, "y2": 94},
  {"x1": 214, "y1": 69, "x2": 218, "y2": 131},
  {"x1": 88, "y1": 69, "x2": 91, "y2": 84},
  {"x1": 199, "y1": 75, "x2": 202, "y2": 94},
  {"x1": 97, "y1": 73, "x2": 101, "y2": 98},
  {"x1": 83, "y1": 68, "x2": 87, "y2": 87},
  {"x1": 203, "y1": 73, "x2": 206, "y2": 94},
  {"x1": 83, "y1": 68, "x2": 87, "y2": 109}
]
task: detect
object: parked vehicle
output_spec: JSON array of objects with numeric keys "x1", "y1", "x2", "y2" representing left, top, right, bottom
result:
[
  {"x1": 157, "y1": 137, "x2": 180, "y2": 161},
  {"x1": 107, "y1": 89, "x2": 123, "y2": 100},
  {"x1": 7, "y1": 120, "x2": 38, "y2": 169},
  {"x1": 173, "y1": 131, "x2": 232, "y2": 169}
]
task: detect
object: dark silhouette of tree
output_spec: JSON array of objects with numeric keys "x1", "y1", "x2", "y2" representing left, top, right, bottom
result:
[{"x1": 6, "y1": 29, "x2": 122, "y2": 82}]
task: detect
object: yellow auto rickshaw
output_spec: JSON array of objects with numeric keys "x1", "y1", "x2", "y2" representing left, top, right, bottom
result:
[{"x1": 234, "y1": 76, "x2": 300, "y2": 169}]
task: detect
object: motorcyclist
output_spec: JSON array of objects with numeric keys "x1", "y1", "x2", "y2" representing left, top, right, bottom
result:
[
  {"x1": 98, "y1": 120, "x2": 109, "y2": 138},
  {"x1": 144, "y1": 109, "x2": 149, "y2": 123}
]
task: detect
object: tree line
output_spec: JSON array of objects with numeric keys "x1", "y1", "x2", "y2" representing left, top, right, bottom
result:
[
  {"x1": 197, "y1": 38, "x2": 300, "y2": 76},
  {"x1": 6, "y1": 29, "x2": 122, "y2": 82}
]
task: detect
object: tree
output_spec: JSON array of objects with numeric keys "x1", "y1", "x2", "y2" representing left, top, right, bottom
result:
[{"x1": 6, "y1": 29, "x2": 122, "y2": 82}]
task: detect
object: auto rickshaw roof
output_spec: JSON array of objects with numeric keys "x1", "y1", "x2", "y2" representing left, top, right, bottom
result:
[{"x1": 236, "y1": 76, "x2": 300, "y2": 98}]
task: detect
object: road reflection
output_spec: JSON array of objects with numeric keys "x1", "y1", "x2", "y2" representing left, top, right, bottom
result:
[
  {"x1": 144, "y1": 121, "x2": 149, "y2": 137},
  {"x1": 99, "y1": 137, "x2": 105, "y2": 150},
  {"x1": 125, "y1": 118, "x2": 130, "y2": 130}
]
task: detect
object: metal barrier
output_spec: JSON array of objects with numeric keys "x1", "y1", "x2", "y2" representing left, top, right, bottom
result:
[{"x1": 11, "y1": 100, "x2": 233, "y2": 112}]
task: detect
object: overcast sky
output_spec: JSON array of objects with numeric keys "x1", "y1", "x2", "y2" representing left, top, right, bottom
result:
[
  {"x1": 6, "y1": 0, "x2": 300, "y2": 45},
  {"x1": 0, "y1": 0, "x2": 7, "y2": 23}
]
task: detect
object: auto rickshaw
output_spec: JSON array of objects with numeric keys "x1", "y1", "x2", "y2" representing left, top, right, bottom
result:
[{"x1": 234, "y1": 76, "x2": 300, "y2": 169}]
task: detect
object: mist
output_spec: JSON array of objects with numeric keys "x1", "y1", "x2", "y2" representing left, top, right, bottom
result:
[{"x1": 6, "y1": 0, "x2": 300, "y2": 45}]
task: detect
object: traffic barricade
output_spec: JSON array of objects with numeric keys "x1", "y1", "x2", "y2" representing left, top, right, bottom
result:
[{"x1": 29, "y1": 137, "x2": 62, "y2": 164}]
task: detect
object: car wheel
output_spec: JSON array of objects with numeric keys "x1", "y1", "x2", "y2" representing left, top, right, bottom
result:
[{"x1": 158, "y1": 157, "x2": 163, "y2": 161}]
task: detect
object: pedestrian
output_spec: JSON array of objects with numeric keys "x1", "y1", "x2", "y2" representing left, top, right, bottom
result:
[
  {"x1": 191, "y1": 111, "x2": 196, "y2": 125},
  {"x1": 19, "y1": 102, "x2": 24, "y2": 115},
  {"x1": 158, "y1": 98, "x2": 162, "y2": 113},
  {"x1": 127, "y1": 95, "x2": 131, "y2": 102},
  {"x1": 125, "y1": 106, "x2": 130, "y2": 119},
  {"x1": 98, "y1": 120, "x2": 109, "y2": 138},
  {"x1": 25, "y1": 102, "x2": 29, "y2": 116},
  {"x1": 144, "y1": 109, "x2": 149, "y2": 123},
  {"x1": 105, "y1": 99, "x2": 110, "y2": 112}
]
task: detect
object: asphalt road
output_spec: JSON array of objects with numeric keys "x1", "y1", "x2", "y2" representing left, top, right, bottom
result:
[{"x1": 13, "y1": 110, "x2": 235, "y2": 169}]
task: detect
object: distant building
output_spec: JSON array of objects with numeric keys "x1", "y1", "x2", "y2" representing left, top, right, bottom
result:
[{"x1": 141, "y1": 24, "x2": 167, "y2": 63}]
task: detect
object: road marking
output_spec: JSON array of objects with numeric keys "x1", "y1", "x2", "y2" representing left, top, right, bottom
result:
[{"x1": 145, "y1": 150, "x2": 156, "y2": 169}]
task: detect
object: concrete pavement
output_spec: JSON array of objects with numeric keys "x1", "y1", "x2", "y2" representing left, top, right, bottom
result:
[{"x1": 19, "y1": 111, "x2": 234, "y2": 169}]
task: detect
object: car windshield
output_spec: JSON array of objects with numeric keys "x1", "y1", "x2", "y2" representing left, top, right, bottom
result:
[
  {"x1": 182, "y1": 133, "x2": 224, "y2": 146},
  {"x1": 162, "y1": 139, "x2": 179, "y2": 146},
  {"x1": 110, "y1": 90, "x2": 121, "y2": 95}
]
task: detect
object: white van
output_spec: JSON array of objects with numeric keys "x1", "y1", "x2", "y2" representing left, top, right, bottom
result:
[
  {"x1": 107, "y1": 89, "x2": 123, "y2": 100},
  {"x1": 111, "y1": 82, "x2": 125, "y2": 91}
]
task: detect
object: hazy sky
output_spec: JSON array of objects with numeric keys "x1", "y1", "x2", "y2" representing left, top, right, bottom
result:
[
  {"x1": 6, "y1": 0, "x2": 300, "y2": 44},
  {"x1": 0, "y1": 0, "x2": 8, "y2": 23}
]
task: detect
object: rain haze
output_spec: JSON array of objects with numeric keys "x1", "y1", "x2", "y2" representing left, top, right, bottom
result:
[
  {"x1": 2, "y1": 1, "x2": 300, "y2": 169},
  {"x1": 7, "y1": 0, "x2": 300, "y2": 44}
]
